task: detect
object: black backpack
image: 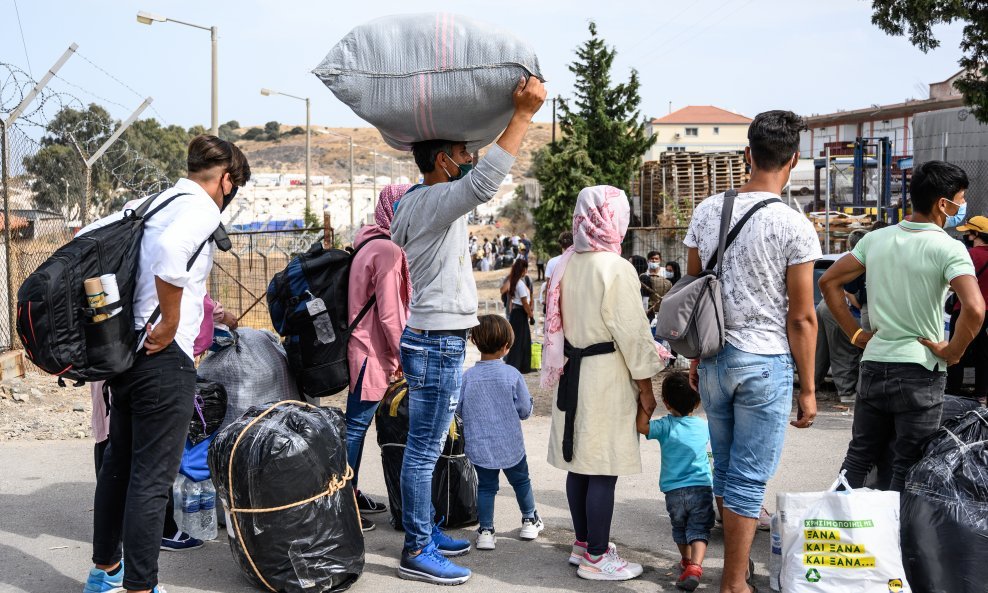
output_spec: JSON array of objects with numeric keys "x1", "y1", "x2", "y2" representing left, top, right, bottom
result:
[
  {"x1": 267, "y1": 235, "x2": 384, "y2": 398},
  {"x1": 16, "y1": 192, "x2": 212, "y2": 384}
]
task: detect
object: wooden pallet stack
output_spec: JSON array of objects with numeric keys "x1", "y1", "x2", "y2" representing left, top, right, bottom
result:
[{"x1": 706, "y1": 152, "x2": 748, "y2": 194}]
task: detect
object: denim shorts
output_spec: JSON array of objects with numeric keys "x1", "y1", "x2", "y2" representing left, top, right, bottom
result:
[
  {"x1": 698, "y1": 343, "x2": 794, "y2": 518},
  {"x1": 665, "y1": 485, "x2": 715, "y2": 545}
]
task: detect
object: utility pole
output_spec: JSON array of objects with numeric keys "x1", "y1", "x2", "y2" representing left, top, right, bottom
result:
[
  {"x1": 210, "y1": 26, "x2": 218, "y2": 136},
  {"x1": 349, "y1": 136, "x2": 355, "y2": 230},
  {"x1": 372, "y1": 152, "x2": 378, "y2": 204},
  {"x1": 552, "y1": 97, "x2": 556, "y2": 144},
  {"x1": 305, "y1": 97, "x2": 310, "y2": 220}
]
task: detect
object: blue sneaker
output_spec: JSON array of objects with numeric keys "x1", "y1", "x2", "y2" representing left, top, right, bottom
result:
[
  {"x1": 398, "y1": 542, "x2": 471, "y2": 585},
  {"x1": 83, "y1": 563, "x2": 123, "y2": 593},
  {"x1": 432, "y1": 522, "x2": 471, "y2": 557}
]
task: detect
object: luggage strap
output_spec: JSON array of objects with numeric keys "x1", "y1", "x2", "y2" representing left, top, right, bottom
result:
[{"x1": 225, "y1": 400, "x2": 356, "y2": 593}]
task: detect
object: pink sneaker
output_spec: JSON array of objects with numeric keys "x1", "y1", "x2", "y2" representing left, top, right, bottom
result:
[
  {"x1": 568, "y1": 540, "x2": 616, "y2": 566},
  {"x1": 576, "y1": 546, "x2": 643, "y2": 581}
]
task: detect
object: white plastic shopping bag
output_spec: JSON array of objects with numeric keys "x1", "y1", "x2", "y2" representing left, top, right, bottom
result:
[{"x1": 777, "y1": 472, "x2": 911, "y2": 593}]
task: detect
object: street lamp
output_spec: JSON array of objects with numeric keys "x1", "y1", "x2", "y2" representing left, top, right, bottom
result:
[
  {"x1": 325, "y1": 129, "x2": 355, "y2": 230},
  {"x1": 137, "y1": 10, "x2": 219, "y2": 136},
  {"x1": 260, "y1": 88, "x2": 311, "y2": 221}
]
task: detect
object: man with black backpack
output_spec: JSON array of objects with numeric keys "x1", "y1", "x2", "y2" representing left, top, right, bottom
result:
[
  {"x1": 683, "y1": 111, "x2": 820, "y2": 593},
  {"x1": 81, "y1": 135, "x2": 250, "y2": 593}
]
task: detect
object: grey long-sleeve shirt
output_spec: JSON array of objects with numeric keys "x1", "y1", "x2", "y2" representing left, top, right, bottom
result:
[{"x1": 391, "y1": 144, "x2": 515, "y2": 330}]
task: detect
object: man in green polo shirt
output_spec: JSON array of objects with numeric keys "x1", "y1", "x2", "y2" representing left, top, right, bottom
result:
[{"x1": 819, "y1": 160, "x2": 985, "y2": 492}]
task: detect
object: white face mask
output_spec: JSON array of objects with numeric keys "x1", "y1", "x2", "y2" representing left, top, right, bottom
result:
[
  {"x1": 647, "y1": 262, "x2": 661, "y2": 271},
  {"x1": 664, "y1": 270, "x2": 675, "y2": 279}
]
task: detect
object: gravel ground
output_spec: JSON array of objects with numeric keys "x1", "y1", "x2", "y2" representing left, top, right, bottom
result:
[{"x1": 0, "y1": 374, "x2": 92, "y2": 441}]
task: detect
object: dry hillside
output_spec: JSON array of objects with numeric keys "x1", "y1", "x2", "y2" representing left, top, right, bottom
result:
[{"x1": 236, "y1": 123, "x2": 552, "y2": 183}]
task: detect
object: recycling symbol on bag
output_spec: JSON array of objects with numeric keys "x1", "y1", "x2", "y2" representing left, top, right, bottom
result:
[{"x1": 805, "y1": 568, "x2": 822, "y2": 583}]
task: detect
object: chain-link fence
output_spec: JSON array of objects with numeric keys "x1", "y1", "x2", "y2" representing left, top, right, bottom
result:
[
  {"x1": 622, "y1": 227, "x2": 689, "y2": 271},
  {"x1": 913, "y1": 107, "x2": 988, "y2": 219},
  {"x1": 209, "y1": 228, "x2": 328, "y2": 332}
]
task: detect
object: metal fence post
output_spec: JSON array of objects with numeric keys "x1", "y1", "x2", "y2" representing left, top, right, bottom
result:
[{"x1": 1, "y1": 120, "x2": 13, "y2": 349}]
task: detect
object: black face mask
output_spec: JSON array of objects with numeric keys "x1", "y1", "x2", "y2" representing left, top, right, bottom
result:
[{"x1": 222, "y1": 185, "x2": 238, "y2": 212}]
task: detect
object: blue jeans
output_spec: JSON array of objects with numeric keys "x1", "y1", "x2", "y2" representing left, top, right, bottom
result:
[
  {"x1": 665, "y1": 485, "x2": 715, "y2": 545},
  {"x1": 399, "y1": 329, "x2": 466, "y2": 552},
  {"x1": 345, "y1": 360, "x2": 378, "y2": 489},
  {"x1": 698, "y1": 343, "x2": 794, "y2": 518},
  {"x1": 474, "y1": 456, "x2": 536, "y2": 531}
]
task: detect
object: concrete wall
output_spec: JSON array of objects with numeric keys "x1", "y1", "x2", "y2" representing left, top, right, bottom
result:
[{"x1": 645, "y1": 123, "x2": 749, "y2": 161}]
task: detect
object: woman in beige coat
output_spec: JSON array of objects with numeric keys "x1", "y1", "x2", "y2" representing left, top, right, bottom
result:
[{"x1": 541, "y1": 185, "x2": 664, "y2": 582}]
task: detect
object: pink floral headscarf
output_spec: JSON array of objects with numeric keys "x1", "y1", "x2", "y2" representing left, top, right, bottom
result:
[
  {"x1": 374, "y1": 184, "x2": 413, "y2": 305},
  {"x1": 540, "y1": 186, "x2": 631, "y2": 388}
]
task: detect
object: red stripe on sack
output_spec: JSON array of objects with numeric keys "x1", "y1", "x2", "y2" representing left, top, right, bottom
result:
[
  {"x1": 55, "y1": 364, "x2": 73, "y2": 376},
  {"x1": 28, "y1": 302, "x2": 37, "y2": 344}
]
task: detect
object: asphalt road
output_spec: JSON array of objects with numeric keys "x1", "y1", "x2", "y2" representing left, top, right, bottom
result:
[{"x1": 0, "y1": 408, "x2": 853, "y2": 593}]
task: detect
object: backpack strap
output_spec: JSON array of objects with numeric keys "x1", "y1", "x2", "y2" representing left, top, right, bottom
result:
[
  {"x1": 705, "y1": 191, "x2": 783, "y2": 271},
  {"x1": 344, "y1": 234, "x2": 390, "y2": 334},
  {"x1": 142, "y1": 192, "x2": 192, "y2": 221}
]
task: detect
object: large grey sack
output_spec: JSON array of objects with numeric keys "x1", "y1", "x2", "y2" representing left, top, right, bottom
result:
[
  {"x1": 313, "y1": 13, "x2": 543, "y2": 151},
  {"x1": 197, "y1": 328, "x2": 300, "y2": 430}
]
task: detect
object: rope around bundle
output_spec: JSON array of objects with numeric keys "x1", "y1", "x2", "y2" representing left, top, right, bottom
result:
[{"x1": 225, "y1": 399, "x2": 357, "y2": 593}]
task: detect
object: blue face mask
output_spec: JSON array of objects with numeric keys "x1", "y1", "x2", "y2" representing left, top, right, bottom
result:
[{"x1": 946, "y1": 201, "x2": 967, "y2": 228}]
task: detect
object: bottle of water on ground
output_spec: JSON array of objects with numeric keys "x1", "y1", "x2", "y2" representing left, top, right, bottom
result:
[
  {"x1": 174, "y1": 475, "x2": 201, "y2": 535},
  {"x1": 197, "y1": 479, "x2": 218, "y2": 540},
  {"x1": 769, "y1": 512, "x2": 782, "y2": 591}
]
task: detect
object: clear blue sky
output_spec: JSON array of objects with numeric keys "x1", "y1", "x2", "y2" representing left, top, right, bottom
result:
[{"x1": 1, "y1": 0, "x2": 968, "y2": 130}]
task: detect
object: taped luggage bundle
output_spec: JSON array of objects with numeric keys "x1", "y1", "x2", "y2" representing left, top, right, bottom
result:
[
  {"x1": 313, "y1": 13, "x2": 543, "y2": 151},
  {"x1": 376, "y1": 379, "x2": 479, "y2": 530},
  {"x1": 902, "y1": 407, "x2": 988, "y2": 593},
  {"x1": 197, "y1": 328, "x2": 299, "y2": 430},
  {"x1": 209, "y1": 400, "x2": 363, "y2": 593}
]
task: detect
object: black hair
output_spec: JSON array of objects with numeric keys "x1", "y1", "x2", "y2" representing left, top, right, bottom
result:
[
  {"x1": 910, "y1": 161, "x2": 969, "y2": 215},
  {"x1": 472, "y1": 314, "x2": 514, "y2": 354},
  {"x1": 662, "y1": 371, "x2": 700, "y2": 416},
  {"x1": 748, "y1": 110, "x2": 806, "y2": 171},
  {"x1": 870, "y1": 220, "x2": 890, "y2": 231},
  {"x1": 187, "y1": 135, "x2": 251, "y2": 185},
  {"x1": 665, "y1": 260, "x2": 682, "y2": 284},
  {"x1": 411, "y1": 139, "x2": 458, "y2": 174},
  {"x1": 630, "y1": 255, "x2": 647, "y2": 275},
  {"x1": 558, "y1": 231, "x2": 574, "y2": 249},
  {"x1": 647, "y1": 250, "x2": 662, "y2": 260}
]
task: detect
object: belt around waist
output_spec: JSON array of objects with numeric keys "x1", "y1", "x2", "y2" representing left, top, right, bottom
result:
[{"x1": 408, "y1": 328, "x2": 468, "y2": 339}]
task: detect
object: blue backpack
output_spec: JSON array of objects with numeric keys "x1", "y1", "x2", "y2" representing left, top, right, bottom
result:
[{"x1": 266, "y1": 237, "x2": 384, "y2": 398}]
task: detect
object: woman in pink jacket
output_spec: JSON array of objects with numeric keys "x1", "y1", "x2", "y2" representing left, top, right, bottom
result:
[{"x1": 346, "y1": 184, "x2": 413, "y2": 529}]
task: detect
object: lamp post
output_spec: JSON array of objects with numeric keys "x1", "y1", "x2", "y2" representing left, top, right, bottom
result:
[
  {"x1": 260, "y1": 88, "x2": 311, "y2": 220},
  {"x1": 325, "y1": 130, "x2": 355, "y2": 230},
  {"x1": 137, "y1": 11, "x2": 218, "y2": 136}
]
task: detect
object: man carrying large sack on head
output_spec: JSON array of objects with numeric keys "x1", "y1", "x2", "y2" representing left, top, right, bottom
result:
[{"x1": 389, "y1": 75, "x2": 545, "y2": 585}]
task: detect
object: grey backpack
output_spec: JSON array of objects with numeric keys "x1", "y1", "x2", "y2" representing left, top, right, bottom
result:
[{"x1": 654, "y1": 190, "x2": 781, "y2": 359}]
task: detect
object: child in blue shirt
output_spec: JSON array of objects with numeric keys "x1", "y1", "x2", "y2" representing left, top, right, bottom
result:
[
  {"x1": 636, "y1": 371, "x2": 714, "y2": 592},
  {"x1": 457, "y1": 315, "x2": 543, "y2": 551}
]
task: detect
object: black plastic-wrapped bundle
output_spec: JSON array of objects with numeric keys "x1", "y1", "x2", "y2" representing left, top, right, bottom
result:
[
  {"x1": 376, "y1": 380, "x2": 478, "y2": 530},
  {"x1": 189, "y1": 378, "x2": 228, "y2": 445},
  {"x1": 209, "y1": 400, "x2": 363, "y2": 593},
  {"x1": 902, "y1": 408, "x2": 988, "y2": 593}
]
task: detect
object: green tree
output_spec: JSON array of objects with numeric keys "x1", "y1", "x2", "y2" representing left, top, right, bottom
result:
[
  {"x1": 531, "y1": 136, "x2": 595, "y2": 254},
  {"x1": 242, "y1": 127, "x2": 265, "y2": 141},
  {"x1": 218, "y1": 119, "x2": 241, "y2": 142},
  {"x1": 871, "y1": 0, "x2": 988, "y2": 122},
  {"x1": 532, "y1": 22, "x2": 654, "y2": 252},
  {"x1": 264, "y1": 120, "x2": 281, "y2": 141}
]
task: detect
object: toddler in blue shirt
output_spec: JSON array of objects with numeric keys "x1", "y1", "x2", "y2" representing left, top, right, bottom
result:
[
  {"x1": 636, "y1": 371, "x2": 714, "y2": 592},
  {"x1": 457, "y1": 315, "x2": 543, "y2": 551}
]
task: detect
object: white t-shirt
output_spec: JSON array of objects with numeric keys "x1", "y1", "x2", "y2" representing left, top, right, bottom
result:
[
  {"x1": 684, "y1": 191, "x2": 821, "y2": 355},
  {"x1": 512, "y1": 278, "x2": 530, "y2": 306},
  {"x1": 79, "y1": 178, "x2": 220, "y2": 360}
]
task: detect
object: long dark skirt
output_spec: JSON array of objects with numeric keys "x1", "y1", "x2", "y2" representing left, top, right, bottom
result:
[{"x1": 505, "y1": 306, "x2": 532, "y2": 374}]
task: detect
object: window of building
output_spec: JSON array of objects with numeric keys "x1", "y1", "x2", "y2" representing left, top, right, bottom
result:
[
  {"x1": 713, "y1": 127, "x2": 720, "y2": 135},
  {"x1": 685, "y1": 127, "x2": 698, "y2": 137},
  {"x1": 666, "y1": 146, "x2": 686, "y2": 152}
]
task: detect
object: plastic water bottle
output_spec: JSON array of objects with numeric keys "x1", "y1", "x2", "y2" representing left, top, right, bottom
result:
[
  {"x1": 198, "y1": 480, "x2": 218, "y2": 540},
  {"x1": 769, "y1": 512, "x2": 783, "y2": 591},
  {"x1": 180, "y1": 477, "x2": 202, "y2": 535}
]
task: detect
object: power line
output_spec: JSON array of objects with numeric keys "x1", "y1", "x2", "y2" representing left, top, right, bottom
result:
[
  {"x1": 75, "y1": 50, "x2": 170, "y2": 124},
  {"x1": 11, "y1": 0, "x2": 33, "y2": 77},
  {"x1": 623, "y1": 1, "x2": 704, "y2": 57}
]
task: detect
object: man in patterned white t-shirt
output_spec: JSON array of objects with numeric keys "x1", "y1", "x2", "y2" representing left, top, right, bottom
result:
[{"x1": 684, "y1": 110, "x2": 821, "y2": 593}]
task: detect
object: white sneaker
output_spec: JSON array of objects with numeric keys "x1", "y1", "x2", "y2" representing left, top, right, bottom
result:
[
  {"x1": 476, "y1": 528, "x2": 496, "y2": 551},
  {"x1": 519, "y1": 513, "x2": 544, "y2": 541},
  {"x1": 576, "y1": 546, "x2": 643, "y2": 581},
  {"x1": 568, "y1": 540, "x2": 616, "y2": 566}
]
